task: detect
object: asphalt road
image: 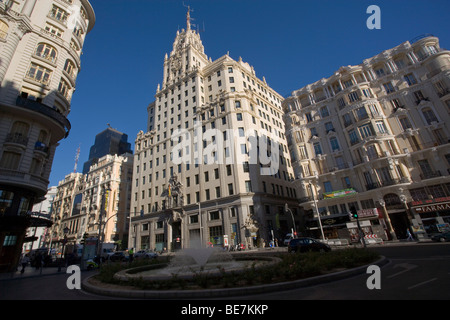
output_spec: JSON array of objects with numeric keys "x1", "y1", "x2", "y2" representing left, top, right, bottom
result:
[
  {"x1": 231, "y1": 242, "x2": 450, "y2": 300},
  {"x1": 1, "y1": 242, "x2": 449, "y2": 301}
]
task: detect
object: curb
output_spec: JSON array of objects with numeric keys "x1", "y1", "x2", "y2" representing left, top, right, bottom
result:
[{"x1": 81, "y1": 256, "x2": 388, "y2": 299}]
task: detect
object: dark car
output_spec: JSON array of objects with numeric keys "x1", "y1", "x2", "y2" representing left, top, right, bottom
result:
[
  {"x1": 288, "y1": 237, "x2": 331, "y2": 253},
  {"x1": 109, "y1": 251, "x2": 129, "y2": 262},
  {"x1": 431, "y1": 232, "x2": 450, "y2": 242}
]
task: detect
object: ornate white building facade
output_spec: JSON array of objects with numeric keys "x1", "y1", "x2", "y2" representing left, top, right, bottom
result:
[
  {"x1": 283, "y1": 35, "x2": 450, "y2": 241},
  {"x1": 129, "y1": 10, "x2": 298, "y2": 251},
  {"x1": 0, "y1": 0, "x2": 95, "y2": 271},
  {"x1": 48, "y1": 153, "x2": 133, "y2": 252}
]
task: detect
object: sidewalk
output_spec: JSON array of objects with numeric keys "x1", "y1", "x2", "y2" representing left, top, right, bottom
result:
[{"x1": 0, "y1": 265, "x2": 68, "y2": 281}]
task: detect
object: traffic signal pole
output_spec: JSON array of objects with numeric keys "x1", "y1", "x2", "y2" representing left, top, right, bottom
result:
[{"x1": 350, "y1": 207, "x2": 366, "y2": 248}]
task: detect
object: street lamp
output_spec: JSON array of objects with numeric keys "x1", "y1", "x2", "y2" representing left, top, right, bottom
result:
[
  {"x1": 58, "y1": 226, "x2": 69, "y2": 272},
  {"x1": 308, "y1": 181, "x2": 326, "y2": 241},
  {"x1": 285, "y1": 204, "x2": 297, "y2": 238}
]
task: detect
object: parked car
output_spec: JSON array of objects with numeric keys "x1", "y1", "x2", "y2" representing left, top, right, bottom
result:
[
  {"x1": 134, "y1": 250, "x2": 158, "y2": 260},
  {"x1": 288, "y1": 237, "x2": 331, "y2": 253},
  {"x1": 109, "y1": 251, "x2": 129, "y2": 262},
  {"x1": 431, "y1": 232, "x2": 450, "y2": 242}
]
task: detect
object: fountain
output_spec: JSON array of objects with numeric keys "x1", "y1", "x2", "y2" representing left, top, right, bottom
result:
[{"x1": 114, "y1": 245, "x2": 280, "y2": 283}]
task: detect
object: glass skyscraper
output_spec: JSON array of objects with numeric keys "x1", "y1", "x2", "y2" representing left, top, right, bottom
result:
[{"x1": 82, "y1": 126, "x2": 133, "y2": 174}]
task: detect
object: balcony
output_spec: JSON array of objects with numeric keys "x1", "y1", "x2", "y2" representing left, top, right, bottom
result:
[
  {"x1": 420, "y1": 170, "x2": 442, "y2": 180},
  {"x1": 365, "y1": 178, "x2": 411, "y2": 191},
  {"x1": 15, "y1": 96, "x2": 71, "y2": 138},
  {"x1": 4, "y1": 133, "x2": 28, "y2": 148}
]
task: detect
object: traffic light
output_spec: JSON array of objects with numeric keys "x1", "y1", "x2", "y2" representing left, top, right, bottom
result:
[{"x1": 350, "y1": 207, "x2": 358, "y2": 219}]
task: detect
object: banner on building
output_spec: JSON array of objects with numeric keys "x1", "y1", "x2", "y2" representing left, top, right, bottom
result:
[{"x1": 323, "y1": 188, "x2": 357, "y2": 199}]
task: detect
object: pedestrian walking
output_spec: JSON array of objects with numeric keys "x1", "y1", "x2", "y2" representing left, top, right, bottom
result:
[
  {"x1": 406, "y1": 229, "x2": 414, "y2": 241},
  {"x1": 20, "y1": 254, "x2": 30, "y2": 274},
  {"x1": 128, "y1": 248, "x2": 134, "y2": 263}
]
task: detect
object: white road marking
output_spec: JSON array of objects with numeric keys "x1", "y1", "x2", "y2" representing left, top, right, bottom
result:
[
  {"x1": 387, "y1": 263, "x2": 418, "y2": 279},
  {"x1": 408, "y1": 278, "x2": 438, "y2": 290}
]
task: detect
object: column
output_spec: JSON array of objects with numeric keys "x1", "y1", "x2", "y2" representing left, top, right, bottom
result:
[{"x1": 21, "y1": 0, "x2": 37, "y2": 17}]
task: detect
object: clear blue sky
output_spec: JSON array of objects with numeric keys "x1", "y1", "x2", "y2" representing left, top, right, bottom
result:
[{"x1": 48, "y1": 0, "x2": 450, "y2": 187}]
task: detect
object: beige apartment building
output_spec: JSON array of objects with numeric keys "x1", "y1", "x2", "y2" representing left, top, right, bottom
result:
[
  {"x1": 48, "y1": 172, "x2": 84, "y2": 249},
  {"x1": 283, "y1": 35, "x2": 450, "y2": 242},
  {"x1": 130, "y1": 10, "x2": 298, "y2": 252},
  {"x1": 0, "y1": 0, "x2": 94, "y2": 271},
  {"x1": 48, "y1": 153, "x2": 133, "y2": 252}
]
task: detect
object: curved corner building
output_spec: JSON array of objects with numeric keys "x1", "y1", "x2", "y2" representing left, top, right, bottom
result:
[
  {"x1": 0, "y1": 0, "x2": 95, "y2": 272},
  {"x1": 283, "y1": 35, "x2": 450, "y2": 242}
]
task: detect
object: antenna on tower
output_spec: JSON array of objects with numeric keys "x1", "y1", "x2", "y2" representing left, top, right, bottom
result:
[
  {"x1": 182, "y1": 2, "x2": 194, "y2": 30},
  {"x1": 73, "y1": 144, "x2": 81, "y2": 173}
]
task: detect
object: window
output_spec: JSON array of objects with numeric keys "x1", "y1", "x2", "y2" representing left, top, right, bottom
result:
[
  {"x1": 325, "y1": 122, "x2": 334, "y2": 133},
  {"x1": 3, "y1": 235, "x2": 17, "y2": 246},
  {"x1": 64, "y1": 60, "x2": 76, "y2": 78},
  {"x1": 190, "y1": 215, "x2": 198, "y2": 224},
  {"x1": 209, "y1": 210, "x2": 220, "y2": 220},
  {"x1": 26, "y1": 63, "x2": 52, "y2": 85},
  {"x1": 0, "y1": 190, "x2": 14, "y2": 215},
  {"x1": 324, "y1": 181, "x2": 332, "y2": 193},
  {"x1": 404, "y1": 73, "x2": 417, "y2": 86},
  {"x1": 329, "y1": 137, "x2": 340, "y2": 151},
  {"x1": 418, "y1": 159, "x2": 433, "y2": 177},
  {"x1": 313, "y1": 142, "x2": 322, "y2": 156},
  {"x1": 358, "y1": 123, "x2": 374, "y2": 138},
  {"x1": 0, "y1": 19, "x2": 9, "y2": 40},
  {"x1": 422, "y1": 107, "x2": 438, "y2": 125},
  {"x1": 49, "y1": 5, "x2": 69, "y2": 24},
  {"x1": 236, "y1": 113, "x2": 243, "y2": 121},
  {"x1": 348, "y1": 91, "x2": 360, "y2": 102},
  {"x1": 348, "y1": 129, "x2": 359, "y2": 145},
  {"x1": 375, "y1": 68, "x2": 385, "y2": 78},
  {"x1": 383, "y1": 82, "x2": 395, "y2": 94},
  {"x1": 228, "y1": 183, "x2": 234, "y2": 195},
  {"x1": 343, "y1": 113, "x2": 353, "y2": 127},
  {"x1": 44, "y1": 23, "x2": 63, "y2": 38},
  {"x1": 58, "y1": 79, "x2": 71, "y2": 100},
  {"x1": 375, "y1": 121, "x2": 389, "y2": 134},
  {"x1": 355, "y1": 107, "x2": 368, "y2": 121},
  {"x1": 0, "y1": 151, "x2": 21, "y2": 170},
  {"x1": 35, "y1": 43, "x2": 57, "y2": 63},
  {"x1": 399, "y1": 117, "x2": 412, "y2": 130},
  {"x1": 245, "y1": 180, "x2": 252, "y2": 192},
  {"x1": 320, "y1": 106, "x2": 329, "y2": 118}
]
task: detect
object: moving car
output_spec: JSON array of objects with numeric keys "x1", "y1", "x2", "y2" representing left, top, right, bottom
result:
[
  {"x1": 431, "y1": 232, "x2": 450, "y2": 242},
  {"x1": 288, "y1": 237, "x2": 331, "y2": 253},
  {"x1": 109, "y1": 251, "x2": 129, "y2": 262},
  {"x1": 134, "y1": 250, "x2": 158, "y2": 259}
]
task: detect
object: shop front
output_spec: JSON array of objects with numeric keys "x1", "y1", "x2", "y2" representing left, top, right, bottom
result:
[
  {"x1": 411, "y1": 198, "x2": 450, "y2": 235},
  {"x1": 346, "y1": 208, "x2": 387, "y2": 242}
]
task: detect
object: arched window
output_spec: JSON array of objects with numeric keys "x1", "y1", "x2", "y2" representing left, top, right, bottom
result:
[
  {"x1": 35, "y1": 43, "x2": 58, "y2": 63},
  {"x1": 58, "y1": 78, "x2": 71, "y2": 101},
  {"x1": 0, "y1": 20, "x2": 9, "y2": 40},
  {"x1": 63, "y1": 59, "x2": 76, "y2": 78},
  {"x1": 10, "y1": 121, "x2": 30, "y2": 140},
  {"x1": 422, "y1": 107, "x2": 438, "y2": 125},
  {"x1": 384, "y1": 193, "x2": 402, "y2": 207}
]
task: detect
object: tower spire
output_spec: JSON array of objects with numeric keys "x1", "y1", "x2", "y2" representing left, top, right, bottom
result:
[{"x1": 186, "y1": 6, "x2": 191, "y2": 31}]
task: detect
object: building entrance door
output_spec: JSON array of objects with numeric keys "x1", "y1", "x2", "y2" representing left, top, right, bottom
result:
[{"x1": 171, "y1": 221, "x2": 182, "y2": 251}]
